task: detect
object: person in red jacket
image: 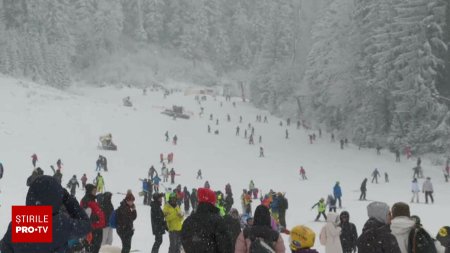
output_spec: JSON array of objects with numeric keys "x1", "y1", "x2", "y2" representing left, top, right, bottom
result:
[
  {"x1": 31, "y1": 153, "x2": 38, "y2": 168},
  {"x1": 81, "y1": 173, "x2": 88, "y2": 189},
  {"x1": 80, "y1": 184, "x2": 105, "y2": 253}
]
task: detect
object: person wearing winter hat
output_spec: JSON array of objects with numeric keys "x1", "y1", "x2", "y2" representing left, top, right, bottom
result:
[
  {"x1": 0, "y1": 175, "x2": 91, "y2": 253},
  {"x1": 407, "y1": 215, "x2": 437, "y2": 253},
  {"x1": 164, "y1": 192, "x2": 183, "y2": 253},
  {"x1": 290, "y1": 225, "x2": 318, "y2": 253},
  {"x1": 339, "y1": 211, "x2": 357, "y2": 253},
  {"x1": 181, "y1": 187, "x2": 232, "y2": 253},
  {"x1": 151, "y1": 193, "x2": 167, "y2": 253},
  {"x1": 437, "y1": 226, "x2": 450, "y2": 253},
  {"x1": 357, "y1": 201, "x2": 401, "y2": 253},
  {"x1": 390, "y1": 202, "x2": 415, "y2": 253},
  {"x1": 100, "y1": 192, "x2": 114, "y2": 246},
  {"x1": 235, "y1": 205, "x2": 285, "y2": 253},
  {"x1": 116, "y1": 191, "x2": 137, "y2": 253},
  {"x1": 81, "y1": 183, "x2": 106, "y2": 253},
  {"x1": 319, "y1": 212, "x2": 343, "y2": 253}
]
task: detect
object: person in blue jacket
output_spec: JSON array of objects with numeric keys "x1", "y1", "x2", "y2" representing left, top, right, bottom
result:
[
  {"x1": 333, "y1": 181, "x2": 342, "y2": 208},
  {"x1": 0, "y1": 175, "x2": 91, "y2": 253}
]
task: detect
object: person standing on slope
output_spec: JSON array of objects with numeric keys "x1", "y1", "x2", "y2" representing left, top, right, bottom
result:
[
  {"x1": 81, "y1": 184, "x2": 106, "y2": 253},
  {"x1": 312, "y1": 198, "x2": 327, "y2": 221},
  {"x1": 422, "y1": 177, "x2": 434, "y2": 204},
  {"x1": 339, "y1": 211, "x2": 358, "y2": 253},
  {"x1": 371, "y1": 168, "x2": 380, "y2": 184},
  {"x1": 411, "y1": 178, "x2": 420, "y2": 203},
  {"x1": 116, "y1": 192, "x2": 137, "y2": 253},
  {"x1": 67, "y1": 175, "x2": 80, "y2": 197},
  {"x1": 333, "y1": 182, "x2": 342, "y2": 208},
  {"x1": 299, "y1": 166, "x2": 307, "y2": 180},
  {"x1": 319, "y1": 212, "x2": 343, "y2": 253},
  {"x1": 151, "y1": 193, "x2": 167, "y2": 253},
  {"x1": 359, "y1": 178, "x2": 368, "y2": 201},
  {"x1": 31, "y1": 153, "x2": 38, "y2": 168}
]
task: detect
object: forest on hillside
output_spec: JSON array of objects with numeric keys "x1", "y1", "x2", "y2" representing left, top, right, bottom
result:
[{"x1": 0, "y1": 0, "x2": 449, "y2": 154}]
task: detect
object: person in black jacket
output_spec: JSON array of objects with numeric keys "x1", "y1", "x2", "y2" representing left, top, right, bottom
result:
[
  {"x1": 278, "y1": 193, "x2": 288, "y2": 228},
  {"x1": 100, "y1": 192, "x2": 114, "y2": 246},
  {"x1": 0, "y1": 175, "x2": 91, "y2": 253},
  {"x1": 357, "y1": 201, "x2": 401, "y2": 253},
  {"x1": 26, "y1": 167, "x2": 44, "y2": 186},
  {"x1": 181, "y1": 188, "x2": 232, "y2": 253},
  {"x1": 151, "y1": 193, "x2": 167, "y2": 253},
  {"x1": 223, "y1": 208, "x2": 241, "y2": 251},
  {"x1": 339, "y1": 211, "x2": 357, "y2": 253},
  {"x1": 190, "y1": 188, "x2": 198, "y2": 212},
  {"x1": 116, "y1": 192, "x2": 137, "y2": 253},
  {"x1": 359, "y1": 178, "x2": 368, "y2": 200}
]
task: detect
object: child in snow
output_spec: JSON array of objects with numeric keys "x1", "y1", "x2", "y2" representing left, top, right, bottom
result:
[
  {"x1": 311, "y1": 198, "x2": 327, "y2": 221},
  {"x1": 326, "y1": 195, "x2": 337, "y2": 212}
]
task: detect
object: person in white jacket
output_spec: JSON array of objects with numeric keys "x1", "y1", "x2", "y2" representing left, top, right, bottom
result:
[
  {"x1": 422, "y1": 177, "x2": 434, "y2": 204},
  {"x1": 390, "y1": 202, "x2": 415, "y2": 253},
  {"x1": 320, "y1": 212, "x2": 343, "y2": 253},
  {"x1": 411, "y1": 178, "x2": 420, "y2": 203}
]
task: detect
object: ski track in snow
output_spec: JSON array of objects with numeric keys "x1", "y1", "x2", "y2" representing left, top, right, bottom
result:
[{"x1": 0, "y1": 76, "x2": 449, "y2": 252}]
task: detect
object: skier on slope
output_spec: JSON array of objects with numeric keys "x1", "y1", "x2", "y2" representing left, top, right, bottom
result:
[
  {"x1": 53, "y1": 168, "x2": 63, "y2": 185},
  {"x1": 165, "y1": 131, "x2": 169, "y2": 142},
  {"x1": 56, "y1": 159, "x2": 63, "y2": 170},
  {"x1": 395, "y1": 149, "x2": 401, "y2": 162},
  {"x1": 299, "y1": 166, "x2": 307, "y2": 180},
  {"x1": 333, "y1": 182, "x2": 342, "y2": 208},
  {"x1": 413, "y1": 166, "x2": 421, "y2": 179},
  {"x1": 94, "y1": 172, "x2": 105, "y2": 193},
  {"x1": 326, "y1": 194, "x2": 337, "y2": 212},
  {"x1": 0, "y1": 162, "x2": 3, "y2": 180},
  {"x1": 259, "y1": 146, "x2": 264, "y2": 157},
  {"x1": 236, "y1": 126, "x2": 240, "y2": 136},
  {"x1": 81, "y1": 173, "x2": 87, "y2": 189},
  {"x1": 249, "y1": 134, "x2": 254, "y2": 145},
  {"x1": 31, "y1": 153, "x2": 38, "y2": 168},
  {"x1": 67, "y1": 175, "x2": 80, "y2": 196},
  {"x1": 371, "y1": 168, "x2": 380, "y2": 183},
  {"x1": 170, "y1": 168, "x2": 176, "y2": 185},
  {"x1": 286, "y1": 129, "x2": 289, "y2": 139},
  {"x1": 197, "y1": 169, "x2": 202, "y2": 180},
  {"x1": 359, "y1": 178, "x2": 368, "y2": 200},
  {"x1": 152, "y1": 174, "x2": 161, "y2": 193},
  {"x1": 385, "y1": 172, "x2": 389, "y2": 183},
  {"x1": 172, "y1": 135, "x2": 178, "y2": 145},
  {"x1": 148, "y1": 165, "x2": 156, "y2": 180},
  {"x1": 311, "y1": 198, "x2": 327, "y2": 221},
  {"x1": 208, "y1": 125, "x2": 211, "y2": 133},
  {"x1": 411, "y1": 178, "x2": 420, "y2": 203}
]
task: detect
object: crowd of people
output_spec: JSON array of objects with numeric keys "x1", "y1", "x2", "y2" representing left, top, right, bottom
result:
[{"x1": 2, "y1": 93, "x2": 450, "y2": 253}]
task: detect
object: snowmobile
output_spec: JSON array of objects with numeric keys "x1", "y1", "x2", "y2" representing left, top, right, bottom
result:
[
  {"x1": 161, "y1": 105, "x2": 190, "y2": 119},
  {"x1": 98, "y1": 134, "x2": 117, "y2": 151}
]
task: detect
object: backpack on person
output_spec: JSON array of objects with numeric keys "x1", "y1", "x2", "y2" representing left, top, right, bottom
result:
[
  {"x1": 357, "y1": 227, "x2": 385, "y2": 253},
  {"x1": 248, "y1": 236, "x2": 275, "y2": 253},
  {"x1": 109, "y1": 209, "x2": 117, "y2": 229},
  {"x1": 408, "y1": 227, "x2": 437, "y2": 253},
  {"x1": 243, "y1": 228, "x2": 277, "y2": 253}
]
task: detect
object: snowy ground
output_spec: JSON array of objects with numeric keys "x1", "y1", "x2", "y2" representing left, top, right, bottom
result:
[{"x1": 0, "y1": 76, "x2": 449, "y2": 252}]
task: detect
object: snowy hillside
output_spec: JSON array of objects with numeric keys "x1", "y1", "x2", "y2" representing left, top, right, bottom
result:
[{"x1": 0, "y1": 76, "x2": 449, "y2": 251}]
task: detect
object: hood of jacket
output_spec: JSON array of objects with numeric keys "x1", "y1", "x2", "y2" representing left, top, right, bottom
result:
[
  {"x1": 390, "y1": 217, "x2": 415, "y2": 235},
  {"x1": 390, "y1": 216, "x2": 415, "y2": 252},
  {"x1": 327, "y1": 212, "x2": 339, "y2": 225}
]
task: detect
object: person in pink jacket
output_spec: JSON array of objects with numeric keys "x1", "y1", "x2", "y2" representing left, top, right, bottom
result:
[{"x1": 235, "y1": 205, "x2": 285, "y2": 253}]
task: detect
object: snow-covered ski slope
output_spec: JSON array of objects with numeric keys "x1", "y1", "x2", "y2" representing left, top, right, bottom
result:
[{"x1": 0, "y1": 76, "x2": 449, "y2": 252}]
